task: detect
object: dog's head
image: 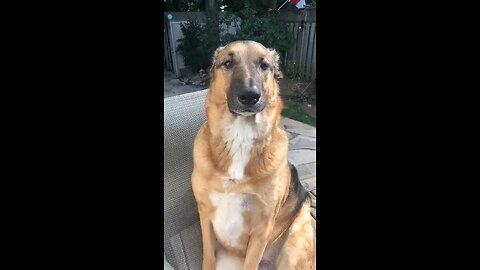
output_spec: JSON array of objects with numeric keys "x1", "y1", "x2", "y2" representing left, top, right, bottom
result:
[{"x1": 209, "y1": 40, "x2": 283, "y2": 117}]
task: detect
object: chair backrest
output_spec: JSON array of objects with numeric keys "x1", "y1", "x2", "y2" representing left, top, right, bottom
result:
[{"x1": 164, "y1": 89, "x2": 208, "y2": 270}]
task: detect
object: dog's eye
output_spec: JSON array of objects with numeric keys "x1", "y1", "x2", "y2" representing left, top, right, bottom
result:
[
  {"x1": 223, "y1": 60, "x2": 233, "y2": 69},
  {"x1": 260, "y1": 62, "x2": 269, "y2": 71}
]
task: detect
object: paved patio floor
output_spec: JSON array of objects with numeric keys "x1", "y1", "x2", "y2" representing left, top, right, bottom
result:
[
  {"x1": 281, "y1": 117, "x2": 317, "y2": 220},
  {"x1": 164, "y1": 71, "x2": 204, "y2": 98}
]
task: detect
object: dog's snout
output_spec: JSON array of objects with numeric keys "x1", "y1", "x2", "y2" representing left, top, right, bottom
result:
[{"x1": 238, "y1": 88, "x2": 261, "y2": 106}]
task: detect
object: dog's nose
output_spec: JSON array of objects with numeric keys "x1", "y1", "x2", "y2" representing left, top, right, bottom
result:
[{"x1": 238, "y1": 88, "x2": 261, "y2": 106}]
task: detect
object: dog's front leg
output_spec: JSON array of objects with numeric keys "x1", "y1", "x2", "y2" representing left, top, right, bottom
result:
[
  {"x1": 192, "y1": 168, "x2": 216, "y2": 270},
  {"x1": 243, "y1": 238, "x2": 268, "y2": 270},
  {"x1": 242, "y1": 219, "x2": 274, "y2": 270},
  {"x1": 198, "y1": 208, "x2": 216, "y2": 270}
]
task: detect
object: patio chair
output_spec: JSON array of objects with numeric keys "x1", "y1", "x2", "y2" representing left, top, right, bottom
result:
[{"x1": 164, "y1": 89, "x2": 207, "y2": 270}]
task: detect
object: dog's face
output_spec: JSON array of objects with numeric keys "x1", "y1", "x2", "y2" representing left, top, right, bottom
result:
[{"x1": 209, "y1": 41, "x2": 283, "y2": 117}]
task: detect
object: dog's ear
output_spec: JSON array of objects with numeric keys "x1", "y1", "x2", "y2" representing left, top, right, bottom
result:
[
  {"x1": 268, "y1": 48, "x2": 283, "y2": 80},
  {"x1": 210, "y1": 46, "x2": 225, "y2": 75}
]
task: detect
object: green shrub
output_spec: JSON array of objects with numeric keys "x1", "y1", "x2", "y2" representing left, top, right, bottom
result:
[
  {"x1": 222, "y1": 8, "x2": 294, "y2": 57},
  {"x1": 176, "y1": 19, "x2": 215, "y2": 72},
  {"x1": 177, "y1": 8, "x2": 294, "y2": 73}
]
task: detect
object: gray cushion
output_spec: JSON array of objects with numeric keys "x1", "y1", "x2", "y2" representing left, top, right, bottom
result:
[
  {"x1": 164, "y1": 90, "x2": 208, "y2": 270},
  {"x1": 164, "y1": 253, "x2": 176, "y2": 270}
]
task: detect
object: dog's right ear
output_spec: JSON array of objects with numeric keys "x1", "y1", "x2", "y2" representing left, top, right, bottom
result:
[
  {"x1": 268, "y1": 48, "x2": 284, "y2": 80},
  {"x1": 210, "y1": 46, "x2": 225, "y2": 75}
]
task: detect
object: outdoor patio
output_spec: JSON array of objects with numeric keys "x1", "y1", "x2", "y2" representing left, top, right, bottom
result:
[
  {"x1": 164, "y1": 71, "x2": 205, "y2": 98},
  {"x1": 281, "y1": 116, "x2": 317, "y2": 220}
]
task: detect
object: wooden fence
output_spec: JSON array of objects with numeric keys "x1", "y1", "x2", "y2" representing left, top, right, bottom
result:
[
  {"x1": 164, "y1": 9, "x2": 316, "y2": 80},
  {"x1": 164, "y1": 25, "x2": 173, "y2": 71},
  {"x1": 270, "y1": 9, "x2": 316, "y2": 80}
]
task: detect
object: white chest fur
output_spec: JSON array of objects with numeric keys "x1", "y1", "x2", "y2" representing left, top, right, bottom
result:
[
  {"x1": 224, "y1": 116, "x2": 260, "y2": 180},
  {"x1": 209, "y1": 191, "x2": 249, "y2": 248}
]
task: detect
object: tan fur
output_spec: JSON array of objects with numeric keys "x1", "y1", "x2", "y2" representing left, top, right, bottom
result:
[{"x1": 192, "y1": 41, "x2": 316, "y2": 270}]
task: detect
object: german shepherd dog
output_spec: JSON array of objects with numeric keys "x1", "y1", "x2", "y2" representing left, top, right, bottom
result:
[{"x1": 191, "y1": 40, "x2": 316, "y2": 270}]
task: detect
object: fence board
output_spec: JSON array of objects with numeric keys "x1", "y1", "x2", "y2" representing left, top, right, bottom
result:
[
  {"x1": 164, "y1": 24, "x2": 173, "y2": 71},
  {"x1": 301, "y1": 23, "x2": 309, "y2": 77},
  {"x1": 305, "y1": 23, "x2": 315, "y2": 79},
  {"x1": 311, "y1": 24, "x2": 316, "y2": 79},
  {"x1": 274, "y1": 10, "x2": 316, "y2": 81},
  {"x1": 304, "y1": 23, "x2": 312, "y2": 78},
  {"x1": 304, "y1": 24, "x2": 311, "y2": 79},
  {"x1": 292, "y1": 23, "x2": 298, "y2": 72}
]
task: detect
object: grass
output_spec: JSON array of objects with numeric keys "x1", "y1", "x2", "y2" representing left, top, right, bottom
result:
[
  {"x1": 281, "y1": 90, "x2": 316, "y2": 127},
  {"x1": 279, "y1": 75, "x2": 317, "y2": 127}
]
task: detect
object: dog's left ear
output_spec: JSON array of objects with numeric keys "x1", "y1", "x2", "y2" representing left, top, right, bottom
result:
[
  {"x1": 268, "y1": 48, "x2": 283, "y2": 80},
  {"x1": 210, "y1": 46, "x2": 225, "y2": 75}
]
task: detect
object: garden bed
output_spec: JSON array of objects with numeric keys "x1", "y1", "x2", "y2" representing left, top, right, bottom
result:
[{"x1": 280, "y1": 77, "x2": 317, "y2": 127}]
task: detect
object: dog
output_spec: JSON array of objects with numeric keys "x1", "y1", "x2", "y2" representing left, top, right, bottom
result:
[{"x1": 191, "y1": 40, "x2": 316, "y2": 270}]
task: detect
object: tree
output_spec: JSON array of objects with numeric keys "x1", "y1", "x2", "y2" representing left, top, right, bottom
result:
[
  {"x1": 266, "y1": 0, "x2": 278, "y2": 10},
  {"x1": 173, "y1": 0, "x2": 181, "y2": 11},
  {"x1": 205, "y1": 0, "x2": 218, "y2": 13}
]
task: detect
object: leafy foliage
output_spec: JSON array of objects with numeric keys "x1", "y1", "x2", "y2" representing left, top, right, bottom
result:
[
  {"x1": 176, "y1": 16, "x2": 226, "y2": 72},
  {"x1": 219, "y1": 0, "x2": 278, "y2": 12},
  {"x1": 176, "y1": 20, "x2": 211, "y2": 72},
  {"x1": 222, "y1": 7, "x2": 294, "y2": 57},
  {"x1": 177, "y1": 7, "x2": 294, "y2": 73},
  {"x1": 164, "y1": 0, "x2": 203, "y2": 12}
]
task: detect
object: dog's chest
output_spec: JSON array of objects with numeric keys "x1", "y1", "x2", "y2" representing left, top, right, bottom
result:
[
  {"x1": 224, "y1": 116, "x2": 260, "y2": 180},
  {"x1": 209, "y1": 190, "x2": 251, "y2": 248}
]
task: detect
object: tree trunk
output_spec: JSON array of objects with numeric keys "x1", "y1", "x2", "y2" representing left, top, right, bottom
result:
[
  {"x1": 205, "y1": 0, "x2": 219, "y2": 46},
  {"x1": 205, "y1": 0, "x2": 218, "y2": 14}
]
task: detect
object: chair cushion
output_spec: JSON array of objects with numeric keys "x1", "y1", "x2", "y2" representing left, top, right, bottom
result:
[{"x1": 164, "y1": 90, "x2": 208, "y2": 270}]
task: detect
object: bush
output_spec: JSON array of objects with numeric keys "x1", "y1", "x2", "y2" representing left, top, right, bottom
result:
[
  {"x1": 176, "y1": 20, "x2": 211, "y2": 73},
  {"x1": 177, "y1": 8, "x2": 294, "y2": 73},
  {"x1": 177, "y1": 16, "x2": 226, "y2": 73},
  {"x1": 222, "y1": 8, "x2": 294, "y2": 57}
]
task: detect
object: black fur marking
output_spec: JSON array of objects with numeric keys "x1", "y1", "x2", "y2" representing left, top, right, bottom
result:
[{"x1": 288, "y1": 162, "x2": 309, "y2": 216}]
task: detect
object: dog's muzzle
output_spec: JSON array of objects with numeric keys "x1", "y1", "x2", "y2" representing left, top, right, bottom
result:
[{"x1": 228, "y1": 86, "x2": 265, "y2": 116}]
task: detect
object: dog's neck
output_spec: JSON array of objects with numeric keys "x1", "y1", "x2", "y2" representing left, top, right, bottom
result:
[
  {"x1": 207, "y1": 108, "x2": 282, "y2": 180},
  {"x1": 204, "y1": 93, "x2": 284, "y2": 179},
  {"x1": 221, "y1": 111, "x2": 274, "y2": 140}
]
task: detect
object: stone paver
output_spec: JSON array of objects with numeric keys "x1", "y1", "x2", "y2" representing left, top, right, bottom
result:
[
  {"x1": 289, "y1": 135, "x2": 316, "y2": 150},
  {"x1": 164, "y1": 71, "x2": 205, "y2": 98},
  {"x1": 295, "y1": 162, "x2": 316, "y2": 181},
  {"x1": 288, "y1": 149, "x2": 316, "y2": 167},
  {"x1": 285, "y1": 128, "x2": 316, "y2": 138},
  {"x1": 301, "y1": 177, "x2": 316, "y2": 192},
  {"x1": 282, "y1": 117, "x2": 316, "y2": 193},
  {"x1": 281, "y1": 117, "x2": 317, "y2": 131}
]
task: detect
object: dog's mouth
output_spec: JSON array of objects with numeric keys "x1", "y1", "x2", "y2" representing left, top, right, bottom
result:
[
  {"x1": 229, "y1": 109, "x2": 261, "y2": 117},
  {"x1": 228, "y1": 102, "x2": 265, "y2": 117}
]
